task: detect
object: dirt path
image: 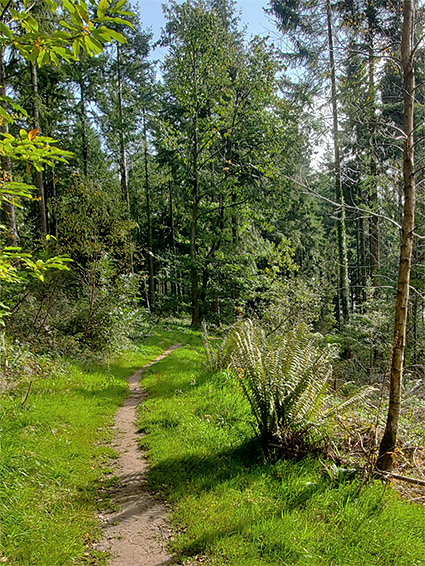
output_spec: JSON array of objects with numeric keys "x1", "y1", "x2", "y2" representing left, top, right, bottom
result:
[{"x1": 95, "y1": 344, "x2": 183, "y2": 566}]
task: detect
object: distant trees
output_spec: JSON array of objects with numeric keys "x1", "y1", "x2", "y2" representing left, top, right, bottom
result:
[{"x1": 159, "y1": 0, "x2": 303, "y2": 326}]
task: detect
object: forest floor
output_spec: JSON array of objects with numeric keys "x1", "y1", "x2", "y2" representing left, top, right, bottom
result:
[
  {"x1": 94, "y1": 344, "x2": 182, "y2": 566},
  {"x1": 1, "y1": 323, "x2": 424, "y2": 566}
]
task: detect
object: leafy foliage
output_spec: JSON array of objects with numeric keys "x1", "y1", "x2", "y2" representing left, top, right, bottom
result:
[
  {"x1": 213, "y1": 319, "x2": 372, "y2": 459},
  {"x1": 202, "y1": 322, "x2": 236, "y2": 371}
]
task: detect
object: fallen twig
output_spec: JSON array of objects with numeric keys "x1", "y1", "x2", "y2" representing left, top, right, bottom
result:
[
  {"x1": 377, "y1": 471, "x2": 425, "y2": 487},
  {"x1": 21, "y1": 380, "x2": 32, "y2": 408}
]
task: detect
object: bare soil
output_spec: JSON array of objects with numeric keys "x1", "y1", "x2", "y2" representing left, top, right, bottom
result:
[{"x1": 95, "y1": 344, "x2": 183, "y2": 566}]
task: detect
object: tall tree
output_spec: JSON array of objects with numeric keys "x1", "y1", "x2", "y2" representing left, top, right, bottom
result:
[
  {"x1": 377, "y1": 0, "x2": 417, "y2": 471},
  {"x1": 269, "y1": 0, "x2": 351, "y2": 324},
  {"x1": 161, "y1": 0, "x2": 231, "y2": 326}
]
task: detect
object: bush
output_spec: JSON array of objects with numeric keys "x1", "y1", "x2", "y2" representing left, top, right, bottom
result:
[{"x1": 208, "y1": 319, "x2": 373, "y2": 460}]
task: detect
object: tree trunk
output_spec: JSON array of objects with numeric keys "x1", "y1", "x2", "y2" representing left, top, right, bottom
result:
[
  {"x1": 117, "y1": 43, "x2": 130, "y2": 211},
  {"x1": 143, "y1": 109, "x2": 155, "y2": 309},
  {"x1": 50, "y1": 166, "x2": 58, "y2": 238},
  {"x1": 79, "y1": 76, "x2": 88, "y2": 177},
  {"x1": 190, "y1": 70, "x2": 201, "y2": 327},
  {"x1": 0, "y1": 46, "x2": 18, "y2": 244},
  {"x1": 377, "y1": 0, "x2": 416, "y2": 472},
  {"x1": 326, "y1": 0, "x2": 350, "y2": 325},
  {"x1": 367, "y1": 5, "x2": 380, "y2": 292},
  {"x1": 358, "y1": 213, "x2": 367, "y2": 306},
  {"x1": 190, "y1": 192, "x2": 201, "y2": 326},
  {"x1": 169, "y1": 181, "x2": 178, "y2": 297},
  {"x1": 30, "y1": 62, "x2": 48, "y2": 238},
  {"x1": 412, "y1": 287, "x2": 418, "y2": 379}
]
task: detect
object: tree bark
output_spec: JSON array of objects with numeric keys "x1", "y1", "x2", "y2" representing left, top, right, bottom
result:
[
  {"x1": 50, "y1": 166, "x2": 58, "y2": 237},
  {"x1": 358, "y1": 213, "x2": 367, "y2": 306},
  {"x1": 0, "y1": 45, "x2": 18, "y2": 244},
  {"x1": 190, "y1": 187, "x2": 201, "y2": 326},
  {"x1": 169, "y1": 181, "x2": 178, "y2": 296},
  {"x1": 30, "y1": 62, "x2": 48, "y2": 238},
  {"x1": 377, "y1": 0, "x2": 416, "y2": 472},
  {"x1": 189, "y1": 58, "x2": 202, "y2": 328},
  {"x1": 79, "y1": 76, "x2": 88, "y2": 177},
  {"x1": 143, "y1": 108, "x2": 155, "y2": 309},
  {"x1": 326, "y1": 0, "x2": 350, "y2": 325},
  {"x1": 367, "y1": 3, "x2": 380, "y2": 292},
  {"x1": 117, "y1": 43, "x2": 130, "y2": 211}
]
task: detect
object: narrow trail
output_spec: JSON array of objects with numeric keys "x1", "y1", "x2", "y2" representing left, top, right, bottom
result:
[{"x1": 95, "y1": 344, "x2": 183, "y2": 566}]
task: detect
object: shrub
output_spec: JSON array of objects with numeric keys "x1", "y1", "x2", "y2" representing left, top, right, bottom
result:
[{"x1": 228, "y1": 320, "x2": 371, "y2": 460}]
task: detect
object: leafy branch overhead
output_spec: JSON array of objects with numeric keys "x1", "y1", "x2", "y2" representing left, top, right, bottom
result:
[
  {"x1": 0, "y1": 0, "x2": 134, "y2": 304},
  {"x1": 0, "y1": 0, "x2": 133, "y2": 65},
  {"x1": 1, "y1": 129, "x2": 73, "y2": 171}
]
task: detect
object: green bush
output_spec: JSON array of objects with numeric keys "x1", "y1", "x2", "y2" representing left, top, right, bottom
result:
[{"x1": 226, "y1": 320, "x2": 371, "y2": 460}]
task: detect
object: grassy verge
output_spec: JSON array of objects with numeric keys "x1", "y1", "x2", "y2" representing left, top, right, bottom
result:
[
  {"x1": 138, "y1": 328, "x2": 425, "y2": 566},
  {"x1": 0, "y1": 327, "x2": 186, "y2": 566}
]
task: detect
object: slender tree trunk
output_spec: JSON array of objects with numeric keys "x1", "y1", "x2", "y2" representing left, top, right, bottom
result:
[
  {"x1": 359, "y1": 214, "x2": 367, "y2": 306},
  {"x1": 30, "y1": 62, "x2": 48, "y2": 238},
  {"x1": 367, "y1": 6, "x2": 380, "y2": 291},
  {"x1": 117, "y1": 43, "x2": 130, "y2": 211},
  {"x1": 117, "y1": 45, "x2": 134, "y2": 272},
  {"x1": 190, "y1": 107, "x2": 201, "y2": 327},
  {"x1": 143, "y1": 109, "x2": 155, "y2": 308},
  {"x1": 190, "y1": 190, "x2": 201, "y2": 326},
  {"x1": 169, "y1": 181, "x2": 178, "y2": 296},
  {"x1": 412, "y1": 287, "x2": 418, "y2": 379},
  {"x1": 0, "y1": 46, "x2": 18, "y2": 244},
  {"x1": 326, "y1": 0, "x2": 350, "y2": 325},
  {"x1": 377, "y1": 0, "x2": 416, "y2": 472},
  {"x1": 50, "y1": 166, "x2": 58, "y2": 237},
  {"x1": 79, "y1": 77, "x2": 88, "y2": 177},
  {"x1": 84, "y1": 255, "x2": 98, "y2": 341}
]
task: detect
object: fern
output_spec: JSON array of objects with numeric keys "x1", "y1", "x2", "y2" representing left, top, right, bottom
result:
[
  {"x1": 202, "y1": 322, "x2": 238, "y2": 371},
  {"x1": 228, "y1": 320, "x2": 371, "y2": 459}
]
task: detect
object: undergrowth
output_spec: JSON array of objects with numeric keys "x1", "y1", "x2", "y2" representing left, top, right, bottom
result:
[
  {"x1": 0, "y1": 327, "x2": 183, "y2": 566},
  {"x1": 2, "y1": 323, "x2": 424, "y2": 566},
  {"x1": 138, "y1": 328, "x2": 425, "y2": 566}
]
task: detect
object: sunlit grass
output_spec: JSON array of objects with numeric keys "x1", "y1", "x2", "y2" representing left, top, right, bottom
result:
[
  {"x1": 0, "y1": 327, "x2": 179, "y2": 566},
  {"x1": 138, "y1": 330, "x2": 425, "y2": 566},
  {"x1": 2, "y1": 323, "x2": 423, "y2": 566}
]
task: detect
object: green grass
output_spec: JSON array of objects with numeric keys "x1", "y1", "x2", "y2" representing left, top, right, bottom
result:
[
  {"x1": 138, "y1": 328, "x2": 425, "y2": 566},
  {"x1": 0, "y1": 327, "x2": 187, "y2": 566},
  {"x1": 2, "y1": 323, "x2": 424, "y2": 566}
]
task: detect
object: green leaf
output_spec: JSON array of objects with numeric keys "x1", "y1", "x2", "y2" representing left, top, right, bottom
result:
[
  {"x1": 0, "y1": 22, "x2": 13, "y2": 39},
  {"x1": 100, "y1": 15, "x2": 133, "y2": 27},
  {"x1": 26, "y1": 16, "x2": 39, "y2": 32},
  {"x1": 72, "y1": 39, "x2": 81, "y2": 57},
  {"x1": 84, "y1": 35, "x2": 103, "y2": 55},
  {"x1": 105, "y1": 28, "x2": 126, "y2": 43},
  {"x1": 97, "y1": 0, "x2": 108, "y2": 18},
  {"x1": 59, "y1": 19, "x2": 76, "y2": 31},
  {"x1": 77, "y1": 3, "x2": 90, "y2": 23},
  {"x1": 62, "y1": 0, "x2": 76, "y2": 14}
]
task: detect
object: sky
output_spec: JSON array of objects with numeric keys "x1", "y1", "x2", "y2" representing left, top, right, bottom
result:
[{"x1": 135, "y1": 0, "x2": 278, "y2": 59}]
